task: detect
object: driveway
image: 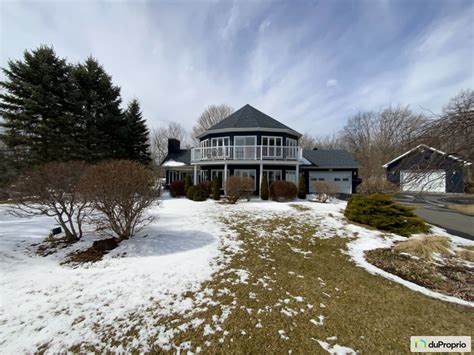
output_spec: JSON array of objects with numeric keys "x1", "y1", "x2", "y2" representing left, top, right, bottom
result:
[{"x1": 394, "y1": 193, "x2": 474, "y2": 240}]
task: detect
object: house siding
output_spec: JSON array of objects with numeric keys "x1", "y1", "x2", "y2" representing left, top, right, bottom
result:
[{"x1": 385, "y1": 149, "x2": 465, "y2": 193}]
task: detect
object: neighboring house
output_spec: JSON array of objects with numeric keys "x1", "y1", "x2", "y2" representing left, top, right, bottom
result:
[
  {"x1": 383, "y1": 144, "x2": 472, "y2": 193},
  {"x1": 160, "y1": 104, "x2": 360, "y2": 195}
]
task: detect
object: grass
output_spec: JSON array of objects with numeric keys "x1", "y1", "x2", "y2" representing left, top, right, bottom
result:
[
  {"x1": 66, "y1": 212, "x2": 474, "y2": 353},
  {"x1": 393, "y1": 236, "x2": 451, "y2": 259},
  {"x1": 448, "y1": 204, "x2": 474, "y2": 216},
  {"x1": 457, "y1": 249, "x2": 474, "y2": 262}
]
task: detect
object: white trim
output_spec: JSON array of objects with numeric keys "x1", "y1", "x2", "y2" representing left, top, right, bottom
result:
[
  {"x1": 382, "y1": 144, "x2": 472, "y2": 168},
  {"x1": 196, "y1": 127, "x2": 302, "y2": 139},
  {"x1": 193, "y1": 160, "x2": 302, "y2": 166}
]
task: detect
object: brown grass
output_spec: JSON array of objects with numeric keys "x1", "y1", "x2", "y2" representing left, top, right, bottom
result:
[
  {"x1": 448, "y1": 204, "x2": 474, "y2": 216},
  {"x1": 394, "y1": 236, "x2": 451, "y2": 259},
  {"x1": 457, "y1": 249, "x2": 474, "y2": 262}
]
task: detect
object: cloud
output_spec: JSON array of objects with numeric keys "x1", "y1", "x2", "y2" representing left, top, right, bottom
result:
[{"x1": 1, "y1": 0, "x2": 472, "y2": 138}]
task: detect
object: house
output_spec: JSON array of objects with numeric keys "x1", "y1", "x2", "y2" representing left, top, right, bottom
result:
[
  {"x1": 160, "y1": 104, "x2": 360, "y2": 195},
  {"x1": 383, "y1": 144, "x2": 472, "y2": 193}
]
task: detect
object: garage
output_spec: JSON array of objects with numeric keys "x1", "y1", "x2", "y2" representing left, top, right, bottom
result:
[
  {"x1": 308, "y1": 171, "x2": 352, "y2": 194},
  {"x1": 400, "y1": 170, "x2": 446, "y2": 193}
]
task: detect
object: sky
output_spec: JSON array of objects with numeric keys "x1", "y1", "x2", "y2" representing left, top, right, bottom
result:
[{"x1": 1, "y1": 0, "x2": 473, "y2": 137}]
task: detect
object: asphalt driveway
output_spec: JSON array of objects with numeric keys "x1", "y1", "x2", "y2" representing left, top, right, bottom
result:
[{"x1": 394, "y1": 193, "x2": 474, "y2": 240}]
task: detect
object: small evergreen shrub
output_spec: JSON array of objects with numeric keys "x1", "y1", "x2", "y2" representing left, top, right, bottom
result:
[
  {"x1": 192, "y1": 188, "x2": 206, "y2": 201},
  {"x1": 269, "y1": 181, "x2": 297, "y2": 202},
  {"x1": 186, "y1": 185, "x2": 198, "y2": 200},
  {"x1": 184, "y1": 175, "x2": 192, "y2": 194},
  {"x1": 170, "y1": 180, "x2": 185, "y2": 197},
  {"x1": 199, "y1": 181, "x2": 211, "y2": 198},
  {"x1": 298, "y1": 175, "x2": 306, "y2": 199},
  {"x1": 212, "y1": 176, "x2": 220, "y2": 200},
  {"x1": 260, "y1": 174, "x2": 269, "y2": 200},
  {"x1": 344, "y1": 194, "x2": 430, "y2": 236}
]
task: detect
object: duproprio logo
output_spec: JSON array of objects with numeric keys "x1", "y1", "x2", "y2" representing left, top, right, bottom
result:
[
  {"x1": 411, "y1": 336, "x2": 471, "y2": 352},
  {"x1": 414, "y1": 339, "x2": 427, "y2": 349}
]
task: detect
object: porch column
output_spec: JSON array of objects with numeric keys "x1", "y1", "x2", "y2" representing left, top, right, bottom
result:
[
  {"x1": 259, "y1": 162, "x2": 263, "y2": 197},
  {"x1": 224, "y1": 163, "x2": 228, "y2": 195},
  {"x1": 296, "y1": 163, "x2": 299, "y2": 188},
  {"x1": 194, "y1": 165, "x2": 198, "y2": 184}
]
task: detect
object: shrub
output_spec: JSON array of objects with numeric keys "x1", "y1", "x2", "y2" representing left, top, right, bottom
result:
[
  {"x1": 269, "y1": 180, "x2": 297, "y2": 202},
  {"x1": 187, "y1": 185, "x2": 198, "y2": 200},
  {"x1": 225, "y1": 176, "x2": 254, "y2": 203},
  {"x1": 192, "y1": 188, "x2": 207, "y2": 201},
  {"x1": 344, "y1": 194, "x2": 430, "y2": 236},
  {"x1": 298, "y1": 175, "x2": 306, "y2": 199},
  {"x1": 79, "y1": 160, "x2": 155, "y2": 240},
  {"x1": 10, "y1": 161, "x2": 88, "y2": 242},
  {"x1": 212, "y1": 175, "x2": 220, "y2": 200},
  {"x1": 260, "y1": 174, "x2": 269, "y2": 200},
  {"x1": 199, "y1": 181, "x2": 212, "y2": 198},
  {"x1": 394, "y1": 236, "x2": 451, "y2": 259},
  {"x1": 184, "y1": 175, "x2": 192, "y2": 194},
  {"x1": 358, "y1": 176, "x2": 398, "y2": 195},
  {"x1": 170, "y1": 180, "x2": 185, "y2": 197},
  {"x1": 312, "y1": 181, "x2": 338, "y2": 203}
]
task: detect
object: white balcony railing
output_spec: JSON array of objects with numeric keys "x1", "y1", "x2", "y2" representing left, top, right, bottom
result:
[{"x1": 191, "y1": 145, "x2": 303, "y2": 162}]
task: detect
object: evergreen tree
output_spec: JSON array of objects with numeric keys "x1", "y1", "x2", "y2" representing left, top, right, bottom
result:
[
  {"x1": 72, "y1": 56, "x2": 127, "y2": 161},
  {"x1": 124, "y1": 99, "x2": 151, "y2": 164},
  {"x1": 298, "y1": 174, "x2": 306, "y2": 199},
  {"x1": 212, "y1": 175, "x2": 221, "y2": 200},
  {"x1": 184, "y1": 175, "x2": 192, "y2": 194},
  {"x1": 0, "y1": 46, "x2": 77, "y2": 168},
  {"x1": 260, "y1": 174, "x2": 269, "y2": 200}
]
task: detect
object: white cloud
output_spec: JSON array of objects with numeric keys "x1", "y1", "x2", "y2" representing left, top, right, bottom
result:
[{"x1": 326, "y1": 79, "x2": 338, "y2": 88}]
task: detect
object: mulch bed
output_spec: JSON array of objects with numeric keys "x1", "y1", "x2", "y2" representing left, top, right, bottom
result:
[
  {"x1": 365, "y1": 248, "x2": 474, "y2": 301},
  {"x1": 62, "y1": 238, "x2": 119, "y2": 265}
]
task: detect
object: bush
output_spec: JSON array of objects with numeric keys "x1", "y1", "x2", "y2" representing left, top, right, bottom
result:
[
  {"x1": 187, "y1": 185, "x2": 198, "y2": 200},
  {"x1": 212, "y1": 175, "x2": 220, "y2": 200},
  {"x1": 260, "y1": 174, "x2": 269, "y2": 200},
  {"x1": 344, "y1": 194, "x2": 430, "y2": 236},
  {"x1": 394, "y1": 236, "x2": 451, "y2": 260},
  {"x1": 298, "y1": 175, "x2": 306, "y2": 199},
  {"x1": 358, "y1": 176, "x2": 398, "y2": 195},
  {"x1": 192, "y1": 188, "x2": 207, "y2": 201},
  {"x1": 184, "y1": 175, "x2": 192, "y2": 194},
  {"x1": 312, "y1": 181, "x2": 338, "y2": 203},
  {"x1": 199, "y1": 181, "x2": 212, "y2": 198},
  {"x1": 225, "y1": 176, "x2": 254, "y2": 203},
  {"x1": 269, "y1": 180, "x2": 297, "y2": 202},
  {"x1": 79, "y1": 160, "x2": 155, "y2": 240},
  {"x1": 170, "y1": 180, "x2": 185, "y2": 197}
]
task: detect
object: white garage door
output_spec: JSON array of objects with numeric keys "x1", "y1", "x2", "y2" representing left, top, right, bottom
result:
[
  {"x1": 400, "y1": 170, "x2": 446, "y2": 193},
  {"x1": 308, "y1": 171, "x2": 352, "y2": 194}
]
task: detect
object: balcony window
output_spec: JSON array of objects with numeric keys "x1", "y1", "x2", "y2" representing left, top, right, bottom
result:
[
  {"x1": 286, "y1": 138, "x2": 297, "y2": 159},
  {"x1": 262, "y1": 136, "x2": 282, "y2": 158},
  {"x1": 211, "y1": 137, "x2": 230, "y2": 159},
  {"x1": 234, "y1": 136, "x2": 256, "y2": 160}
]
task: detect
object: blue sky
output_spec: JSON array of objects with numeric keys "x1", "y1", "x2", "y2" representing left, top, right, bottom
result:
[{"x1": 1, "y1": 0, "x2": 473, "y2": 136}]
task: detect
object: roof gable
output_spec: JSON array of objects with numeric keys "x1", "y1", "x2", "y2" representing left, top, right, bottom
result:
[
  {"x1": 160, "y1": 149, "x2": 191, "y2": 166},
  {"x1": 302, "y1": 149, "x2": 358, "y2": 168},
  {"x1": 199, "y1": 104, "x2": 301, "y2": 137},
  {"x1": 382, "y1": 144, "x2": 471, "y2": 168}
]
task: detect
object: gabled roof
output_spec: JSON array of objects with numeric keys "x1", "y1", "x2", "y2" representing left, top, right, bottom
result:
[
  {"x1": 161, "y1": 149, "x2": 191, "y2": 166},
  {"x1": 198, "y1": 104, "x2": 301, "y2": 138},
  {"x1": 302, "y1": 149, "x2": 359, "y2": 168},
  {"x1": 382, "y1": 144, "x2": 472, "y2": 168}
]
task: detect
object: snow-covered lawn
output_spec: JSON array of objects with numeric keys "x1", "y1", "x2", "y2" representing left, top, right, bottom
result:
[{"x1": 1, "y1": 195, "x2": 472, "y2": 353}]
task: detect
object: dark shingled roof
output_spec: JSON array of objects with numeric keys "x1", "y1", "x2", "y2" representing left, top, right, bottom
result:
[
  {"x1": 302, "y1": 149, "x2": 358, "y2": 168},
  {"x1": 203, "y1": 104, "x2": 301, "y2": 136},
  {"x1": 161, "y1": 149, "x2": 191, "y2": 166}
]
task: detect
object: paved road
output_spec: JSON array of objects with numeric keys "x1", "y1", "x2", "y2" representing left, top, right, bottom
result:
[{"x1": 394, "y1": 193, "x2": 474, "y2": 240}]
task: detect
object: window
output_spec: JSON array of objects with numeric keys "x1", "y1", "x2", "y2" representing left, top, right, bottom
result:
[
  {"x1": 262, "y1": 136, "x2": 283, "y2": 158},
  {"x1": 200, "y1": 139, "x2": 210, "y2": 159},
  {"x1": 286, "y1": 138, "x2": 298, "y2": 159},
  {"x1": 233, "y1": 169, "x2": 257, "y2": 189},
  {"x1": 199, "y1": 170, "x2": 209, "y2": 182},
  {"x1": 211, "y1": 137, "x2": 230, "y2": 158},
  {"x1": 318, "y1": 178, "x2": 325, "y2": 181},
  {"x1": 234, "y1": 136, "x2": 256, "y2": 159},
  {"x1": 285, "y1": 170, "x2": 297, "y2": 184},
  {"x1": 342, "y1": 178, "x2": 349, "y2": 181},
  {"x1": 263, "y1": 170, "x2": 282, "y2": 185},
  {"x1": 211, "y1": 169, "x2": 230, "y2": 189},
  {"x1": 334, "y1": 178, "x2": 341, "y2": 181}
]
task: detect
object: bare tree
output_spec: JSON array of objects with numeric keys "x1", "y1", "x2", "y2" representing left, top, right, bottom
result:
[
  {"x1": 299, "y1": 132, "x2": 344, "y2": 150},
  {"x1": 10, "y1": 161, "x2": 88, "y2": 242},
  {"x1": 150, "y1": 122, "x2": 189, "y2": 165},
  {"x1": 298, "y1": 133, "x2": 317, "y2": 149},
  {"x1": 79, "y1": 160, "x2": 155, "y2": 240},
  {"x1": 191, "y1": 104, "x2": 234, "y2": 141}
]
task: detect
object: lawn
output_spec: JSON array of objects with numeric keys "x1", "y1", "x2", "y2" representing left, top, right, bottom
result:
[
  {"x1": 448, "y1": 203, "x2": 474, "y2": 216},
  {"x1": 0, "y1": 196, "x2": 473, "y2": 353}
]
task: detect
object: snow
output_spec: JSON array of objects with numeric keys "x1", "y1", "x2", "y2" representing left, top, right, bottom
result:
[
  {"x1": 0, "y1": 195, "x2": 239, "y2": 353},
  {"x1": 161, "y1": 159, "x2": 186, "y2": 167},
  {"x1": 313, "y1": 338, "x2": 356, "y2": 354}
]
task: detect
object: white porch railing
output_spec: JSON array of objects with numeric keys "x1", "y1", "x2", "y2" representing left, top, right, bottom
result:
[{"x1": 191, "y1": 145, "x2": 303, "y2": 162}]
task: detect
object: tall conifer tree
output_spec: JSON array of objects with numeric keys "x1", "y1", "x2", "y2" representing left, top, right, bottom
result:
[{"x1": 124, "y1": 99, "x2": 151, "y2": 164}]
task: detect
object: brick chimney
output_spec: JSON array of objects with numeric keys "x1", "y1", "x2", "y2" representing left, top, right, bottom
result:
[{"x1": 168, "y1": 138, "x2": 181, "y2": 154}]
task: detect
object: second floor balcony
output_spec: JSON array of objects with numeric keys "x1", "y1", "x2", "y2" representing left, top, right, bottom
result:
[{"x1": 191, "y1": 145, "x2": 303, "y2": 163}]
